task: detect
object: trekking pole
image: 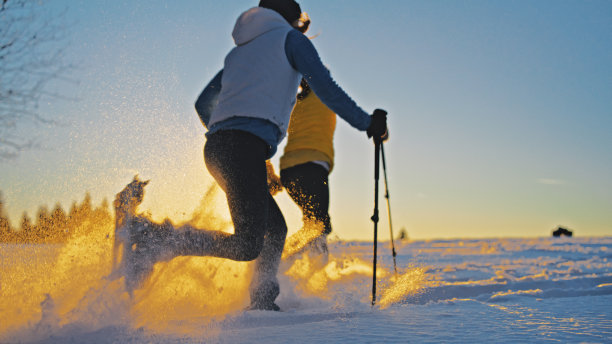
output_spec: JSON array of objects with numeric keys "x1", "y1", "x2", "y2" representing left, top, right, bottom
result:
[
  {"x1": 371, "y1": 137, "x2": 381, "y2": 306},
  {"x1": 380, "y1": 143, "x2": 398, "y2": 275}
]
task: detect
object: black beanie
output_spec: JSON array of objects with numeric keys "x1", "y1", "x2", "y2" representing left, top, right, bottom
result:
[{"x1": 259, "y1": 0, "x2": 302, "y2": 24}]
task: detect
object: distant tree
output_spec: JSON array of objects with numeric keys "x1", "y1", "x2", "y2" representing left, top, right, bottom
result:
[
  {"x1": 34, "y1": 205, "x2": 51, "y2": 242},
  {"x1": 18, "y1": 211, "x2": 33, "y2": 243},
  {"x1": 80, "y1": 192, "x2": 92, "y2": 214},
  {"x1": 68, "y1": 200, "x2": 79, "y2": 222},
  {"x1": 66, "y1": 192, "x2": 96, "y2": 236},
  {"x1": 398, "y1": 227, "x2": 409, "y2": 241},
  {"x1": 92, "y1": 197, "x2": 112, "y2": 223},
  {"x1": 0, "y1": 0, "x2": 72, "y2": 160},
  {"x1": 49, "y1": 202, "x2": 68, "y2": 242},
  {"x1": 0, "y1": 218, "x2": 9, "y2": 241},
  {"x1": 0, "y1": 191, "x2": 13, "y2": 241},
  {"x1": 98, "y1": 197, "x2": 110, "y2": 213},
  {"x1": 0, "y1": 191, "x2": 5, "y2": 215},
  {"x1": 68, "y1": 192, "x2": 91, "y2": 225}
]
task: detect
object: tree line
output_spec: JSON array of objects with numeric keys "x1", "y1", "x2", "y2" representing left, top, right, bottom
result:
[{"x1": 0, "y1": 191, "x2": 112, "y2": 243}]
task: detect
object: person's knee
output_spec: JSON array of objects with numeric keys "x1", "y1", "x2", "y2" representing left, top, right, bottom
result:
[{"x1": 236, "y1": 237, "x2": 264, "y2": 261}]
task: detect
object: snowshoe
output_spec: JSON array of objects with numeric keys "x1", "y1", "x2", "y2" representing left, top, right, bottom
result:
[
  {"x1": 248, "y1": 279, "x2": 281, "y2": 311},
  {"x1": 245, "y1": 301, "x2": 281, "y2": 312},
  {"x1": 120, "y1": 218, "x2": 176, "y2": 293},
  {"x1": 111, "y1": 176, "x2": 178, "y2": 295}
]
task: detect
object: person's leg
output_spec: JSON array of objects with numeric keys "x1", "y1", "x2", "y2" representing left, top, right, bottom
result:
[
  {"x1": 195, "y1": 130, "x2": 271, "y2": 261},
  {"x1": 126, "y1": 130, "x2": 286, "y2": 307},
  {"x1": 280, "y1": 162, "x2": 332, "y2": 236},
  {"x1": 169, "y1": 130, "x2": 268, "y2": 259},
  {"x1": 197, "y1": 130, "x2": 287, "y2": 309},
  {"x1": 248, "y1": 192, "x2": 287, "y2": 310},
  {"x1": 280, "y1": 162, "x2": 331, "y2": 259},
  {"x1": 170, "y1": 130, "x2": 270, "y2": 257}
]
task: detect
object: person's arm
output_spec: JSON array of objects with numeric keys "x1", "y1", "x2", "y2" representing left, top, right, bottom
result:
[
  {"x1": 266, "y1": 160, "x2": 282, "y2": 195},
  {"x1": 285, "y1": 30, "x2": 371, "y2": 131},
  {"x1": 194, "y1": 70, "x2": 223, "y2": 129}
]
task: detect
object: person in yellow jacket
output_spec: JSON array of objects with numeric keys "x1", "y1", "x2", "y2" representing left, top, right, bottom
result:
[{"x1": 268, "y1": 77, "x2": 336, "y2": 259}]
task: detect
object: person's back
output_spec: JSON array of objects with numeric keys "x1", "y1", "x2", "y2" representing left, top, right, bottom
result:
[
  {"x1": 281, "y1": 80, "x2": 337, "y2": 172},
  {"x1": 209, "y1": 7, "x2": 300, "y2": 135}
]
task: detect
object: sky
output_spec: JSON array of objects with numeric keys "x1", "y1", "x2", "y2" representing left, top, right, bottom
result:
[{"x1": 0, "y1": 0, "x2": 610, "y2": 240}]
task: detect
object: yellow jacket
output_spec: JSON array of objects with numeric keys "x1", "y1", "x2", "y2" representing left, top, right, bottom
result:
[{"x1": 280, "y1": 90, "x2": 337, "y2": 172}]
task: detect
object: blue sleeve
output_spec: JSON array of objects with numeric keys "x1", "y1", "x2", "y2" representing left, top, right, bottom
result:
[
  {"x1": 195, "y1": 69, "x2": 223, "y2": 129},
  {"x1": 285, "y1": 30, "x2": 372, "y2": 131}
]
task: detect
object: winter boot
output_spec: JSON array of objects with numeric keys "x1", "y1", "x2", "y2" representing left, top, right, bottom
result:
[
  {"x1": 246, "y1": 279, "x2": 281, "y2": 311},
  {"x1": 121, "y1": 218, "x2": 177, "y2": 293}
]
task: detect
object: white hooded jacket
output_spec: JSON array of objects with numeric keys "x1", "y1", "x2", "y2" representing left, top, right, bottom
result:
[{"x1": 208, "y1": 7, "x2": 302, "y2": 138}]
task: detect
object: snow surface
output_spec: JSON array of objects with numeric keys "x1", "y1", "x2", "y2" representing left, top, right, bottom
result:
[{"x1": 2, "y1": 234, "x2": 611, "y2": 343}]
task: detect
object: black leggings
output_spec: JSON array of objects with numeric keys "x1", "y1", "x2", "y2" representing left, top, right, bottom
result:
[
  {"x1": 203, "y1": 130, "x2": 287, "y2": 303},
  {"x1": 280, "y1": 162, "x2": 332, "y2": 235}
]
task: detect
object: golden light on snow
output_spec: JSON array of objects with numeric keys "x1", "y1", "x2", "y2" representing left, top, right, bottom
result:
[
  {"x1": 377, "y1": 267, "x2": 428, "y2": 309},
  {"x1": 131, "y1": 257, "x2": 252, "y2": 333}
]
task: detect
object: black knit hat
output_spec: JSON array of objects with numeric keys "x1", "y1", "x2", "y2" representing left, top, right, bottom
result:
[{"x1": 259, "y1": 0, "x2": 302, "y2": 24}]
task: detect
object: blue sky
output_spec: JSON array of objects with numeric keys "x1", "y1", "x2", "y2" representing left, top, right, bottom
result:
[{"x1": 1, "y1": 0, "x2": 610, "y2": 240}]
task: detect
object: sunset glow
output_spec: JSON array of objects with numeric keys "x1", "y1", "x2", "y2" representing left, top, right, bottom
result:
[{"x1": 1, "y1": 1, "x2": 610, "y2": 240}]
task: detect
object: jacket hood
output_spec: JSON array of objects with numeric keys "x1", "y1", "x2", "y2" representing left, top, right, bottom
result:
[{"x1": 232, "y1": 7, "x2": 292, "y2": 46}]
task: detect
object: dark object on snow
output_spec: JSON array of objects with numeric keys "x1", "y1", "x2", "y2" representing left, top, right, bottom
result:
[
  {"x1": 552, "y1": 227, "x2": 573, "y2": 237},
  {"x1": 398, "y1": 228, "x2": 409, "y2": 241}
]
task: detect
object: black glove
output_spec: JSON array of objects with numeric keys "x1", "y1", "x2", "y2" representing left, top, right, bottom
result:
[{"x1": 367, "y1": 109, "x2": 388, "y2": 141}]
